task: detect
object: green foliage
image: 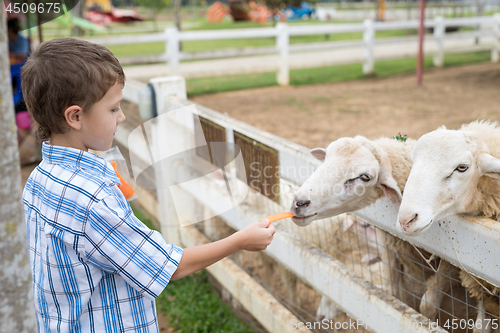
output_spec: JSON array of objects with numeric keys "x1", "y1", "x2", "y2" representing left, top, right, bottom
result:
[
  {"x1": 134, "y1": 0, "x2": 170, "y2": 11},
  {"x1": 393, "y1": 133, "x2": 408, "y2": 142},
  {"x1": 157, "y1": 271, "x2": 254, "y2": 333},
  {"x1": 134, "y1": 0, "x2": 170, "y2": 27},
  {"x1": 261, "y1": 0, "x2": 317, "y2": 11}
]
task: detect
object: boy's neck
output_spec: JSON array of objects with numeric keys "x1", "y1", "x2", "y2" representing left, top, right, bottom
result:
[{"x1": 49, "y1": 133, "x2": 88, "y2": 152}]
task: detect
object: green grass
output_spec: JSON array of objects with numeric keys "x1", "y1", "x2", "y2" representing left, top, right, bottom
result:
[
  {"x1": 188, "y1": 20, "x2": 275, "y2": 30},
  {"x1": 108, "y1": 42, "x2": 167, "y2": 56},
  {"x1": 186, "y1": 72, "x2": 278, "y2": 95},
  {"x1": 130, "y1": 203, "x2": 254, "y2": 333},
  {"x1": 157, "y1": 270, "x2": 254, "y2": 333},
  {"x1": 186, "y1": 50, "x2": 491, "y2": 96}
]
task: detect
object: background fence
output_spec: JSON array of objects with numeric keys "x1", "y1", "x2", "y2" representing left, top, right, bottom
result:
[
  {"x1": 89, "y1": 14, "x2": 500, "y2": 84},
  {"x1": 322, "y1": 1, "x2": 500, "y2": 21},
  {"x1": 117, "y1": 76, "x2": 500, "y2": 332}
]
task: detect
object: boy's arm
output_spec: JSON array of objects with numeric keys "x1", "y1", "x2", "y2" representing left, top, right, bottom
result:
[{"x1": 171, "y1": 220, "x2": 274, "y2": 280}]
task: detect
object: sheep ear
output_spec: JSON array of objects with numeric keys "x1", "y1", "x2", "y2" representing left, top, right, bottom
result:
[
  {"x1": 479, "y1": 153, "x2": 500, "y2": 179},
  {"x1": 378, "y1": 171, "x2": 402, "y2": 206},
  {"x1": 310, "y1": 148, "x2": 326, "y2": 162},
  {"x1": 359, "y1": 137, "x2": 403, "y2": 206}
]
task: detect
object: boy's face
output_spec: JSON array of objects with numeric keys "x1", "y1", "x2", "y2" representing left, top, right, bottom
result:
[{"x1": 80, "y1": 82, "x2": 125, "y2": 151}]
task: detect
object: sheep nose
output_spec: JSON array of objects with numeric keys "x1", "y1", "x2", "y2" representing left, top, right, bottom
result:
[
  {"x1": 294, "y1": 199, "x2": 311, "y2": 209},
  {"x1": 399, "y1": 213, "x2": 418, "y2": 230}
]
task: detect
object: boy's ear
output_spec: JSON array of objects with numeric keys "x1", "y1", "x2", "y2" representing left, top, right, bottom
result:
[{"x1": 64, "y1": 105, "x2": 83, "y2": 130}]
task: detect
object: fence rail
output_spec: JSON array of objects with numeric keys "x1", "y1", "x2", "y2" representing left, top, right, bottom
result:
[{"x1": 90, "y1": 14, "x2": 500, "y2": 82}]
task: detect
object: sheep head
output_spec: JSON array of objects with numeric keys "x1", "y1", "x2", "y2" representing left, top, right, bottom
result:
[
  {"x1": 290, "y1": 136, "x2": 402, "y2": 226},
  {"x1": 397, "y1": 127, "x2": 500, "y2": 236}
]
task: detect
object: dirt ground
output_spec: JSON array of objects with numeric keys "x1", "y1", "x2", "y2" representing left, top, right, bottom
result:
[{"x1": 191, "y1": 62, "x2": 500, "y2": 149}]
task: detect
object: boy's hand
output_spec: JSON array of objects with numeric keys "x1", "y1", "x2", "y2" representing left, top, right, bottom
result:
[{"x1": 236, "y1": 220, "x2": 275, "y2": 251}]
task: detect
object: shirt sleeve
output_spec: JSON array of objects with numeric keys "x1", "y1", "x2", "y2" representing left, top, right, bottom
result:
[{"x1": 84, "y1": 194, "x2": 183, "y2": 300}]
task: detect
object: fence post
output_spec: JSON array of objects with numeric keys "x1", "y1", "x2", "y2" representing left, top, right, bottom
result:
[
  {"x1": 433, "y1": 16, "x2": 445, "y2": 67},
  {"x1": 363, "y1": 19, "x2": 375, "y2": 75},
  {"x1": 148, "y1": 76, "x2": 188, "y2": 245},
  {"x1": 492, "y1": 14, "x2": 500, "y2": 63},
  {"x1": 166, "y1": 27, "x2": 180, "y2": 76},
  {"x1": 276, "y1": 23, "x2": 289, "y2": 86}
]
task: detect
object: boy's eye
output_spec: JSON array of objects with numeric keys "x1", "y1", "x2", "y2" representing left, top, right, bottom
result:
[{"x1": 112, "y1": 107, "x2": 120, "y2": 112}]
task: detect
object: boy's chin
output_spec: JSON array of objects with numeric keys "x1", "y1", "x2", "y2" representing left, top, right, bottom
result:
[{"x1": 88, "y1": 141, "x2": 113, "y2": 153}]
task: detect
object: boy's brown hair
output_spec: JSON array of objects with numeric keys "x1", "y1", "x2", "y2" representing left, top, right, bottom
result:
[{"x1": 21, "y1": 38, "x2": 125, "y2": 140}]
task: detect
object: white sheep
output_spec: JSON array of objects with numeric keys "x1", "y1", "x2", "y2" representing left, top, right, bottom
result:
[
  {"x1": 398, "y1": 120, "x2": 500, "y2": 333},
  {"x1": 291, "y1": 136, "x2": 406, "y2": 227},
  {"x1": 292, "y1": 135, "x2": 469, "y2": 325}
]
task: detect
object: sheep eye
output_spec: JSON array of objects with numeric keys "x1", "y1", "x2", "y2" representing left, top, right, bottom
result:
[
  {"x1": 359, "y1": 174, "x2": 371, "y2": 182},
  {"x1": 455, "y1": 165, "x2": 469, "y2": 173}
]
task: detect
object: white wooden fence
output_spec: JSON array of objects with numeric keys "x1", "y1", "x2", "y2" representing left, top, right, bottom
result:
[
  {"x1": 328, "y1": 2, "x2": 500, "y2": 21},
  {"x1": 90, "y1": 14, "x2": 500, "y2": 85},
  {"x1": 118, "y1": 76, "x2": 500, "y2": 333}
]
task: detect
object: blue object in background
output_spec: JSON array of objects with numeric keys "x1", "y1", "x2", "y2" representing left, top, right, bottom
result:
[
  {"x1": 285, "y1": 2, "x2": 315, "y2": 21},
  {"x1": 10, "y1": 62, "x2": 25, "y2": 106},
  {"x1": 9, "y1": 34, "x2": 30, "y2": 57}
]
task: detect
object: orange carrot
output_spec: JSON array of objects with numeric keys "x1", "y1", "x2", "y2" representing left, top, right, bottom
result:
[
  {"x1": 261, "y1": 212, "x2": 295, "y2": 227},
  {"x1": 111, "y1": 161, "x2": 136, "y2": 200}
]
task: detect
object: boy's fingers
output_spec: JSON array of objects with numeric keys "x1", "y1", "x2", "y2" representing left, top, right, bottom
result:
[{"x1": 260, "y1": 219, "x2": 270, "y2": 228}]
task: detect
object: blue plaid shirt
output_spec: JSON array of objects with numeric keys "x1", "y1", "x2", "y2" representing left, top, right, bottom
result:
[{"x1": 23, "y1": 143, "x2": 183, "y2": 333}]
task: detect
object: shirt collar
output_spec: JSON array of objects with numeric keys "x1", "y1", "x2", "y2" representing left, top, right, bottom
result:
[{"x1": 42, "y1": 142, "x2": 120, "y2": 184}]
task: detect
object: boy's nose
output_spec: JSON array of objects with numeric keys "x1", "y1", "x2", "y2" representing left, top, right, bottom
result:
[{"x1": 117, "y1": 109, "x2": 126, "y2": 124}]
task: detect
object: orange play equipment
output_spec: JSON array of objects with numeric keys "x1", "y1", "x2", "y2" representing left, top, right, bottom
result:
[
  {"x1": 111, "y1": 161, "x2": 136, "y2": 200},
  {"x1": 207, "y1": 0, "x2": 285, "y2": 24}
]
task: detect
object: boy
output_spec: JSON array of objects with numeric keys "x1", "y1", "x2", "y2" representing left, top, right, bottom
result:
[{"x1": 21, "y1": 38, "x2": 275, "y2": 332}]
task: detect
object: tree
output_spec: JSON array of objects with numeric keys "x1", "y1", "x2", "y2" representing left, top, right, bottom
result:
[
  {"x1": 72, "y1": 0, "x2": 87, "y2": 36},
  {"x1": 173, "y1": 0, "x2": 181, "y2": 31},
  {"x1": 0, "y1": 8, "x2": 37, "y2": 333},
  {"x1": 135, "y1": 0, "x2": 172, "y2": 31}
]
